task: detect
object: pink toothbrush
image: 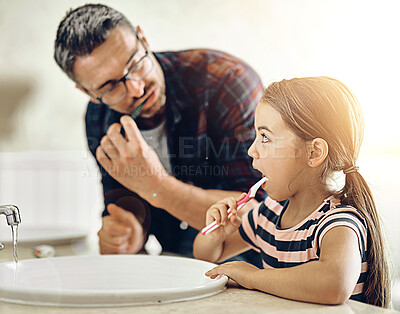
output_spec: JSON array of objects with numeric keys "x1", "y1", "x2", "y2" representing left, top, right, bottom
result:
[{"x1": 201, "y1": 177, "x2": 268, "y2": 235}]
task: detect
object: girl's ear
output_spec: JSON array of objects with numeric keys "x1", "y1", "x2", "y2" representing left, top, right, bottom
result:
[
  {"x1": 75, "y1": 84, "x2": 100, "y2": 104},
  {"x1": 307, "y1": 138, "x2": 328, "y2": 167}
]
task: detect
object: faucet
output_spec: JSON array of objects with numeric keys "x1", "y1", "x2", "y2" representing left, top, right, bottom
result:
[{"x1": 0, "y1": 204, "x2": 21, "y2": 250}]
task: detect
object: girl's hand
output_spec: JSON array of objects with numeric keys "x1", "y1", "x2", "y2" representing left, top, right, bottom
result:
[
  {"x1": 205, "y1": 193, "x2": 247, "y2": 239},
  {"x1": 205, "y1": 261, "x2": 260, "y2": 290}
]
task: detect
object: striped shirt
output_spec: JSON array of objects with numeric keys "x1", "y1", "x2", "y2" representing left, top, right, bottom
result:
[{"x1": 239, "y1": 195, "x2": 368, "y2": 302}]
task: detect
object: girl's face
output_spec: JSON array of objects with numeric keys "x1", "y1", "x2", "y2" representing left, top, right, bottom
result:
[{"x1": 248, "y1": 103, "x2": 308, "y2": 201}]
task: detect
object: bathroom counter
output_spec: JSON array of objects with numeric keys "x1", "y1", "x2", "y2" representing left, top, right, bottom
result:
[
  {"x1": 0, "y1": 281, "x2": 397, "y2": 314},
  {"x1": 0, "y1": 243, "x2": 397, "y2": 313}
]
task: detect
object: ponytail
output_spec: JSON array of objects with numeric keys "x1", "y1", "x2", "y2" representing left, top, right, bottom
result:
[{"x1": 340, "y1": 171, "x2": 391, "y2": 308}]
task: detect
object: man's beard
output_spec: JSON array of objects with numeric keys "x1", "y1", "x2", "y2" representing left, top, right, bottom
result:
[{"x1": 140, "y1": 93, "x2": 166, "y2": 119}]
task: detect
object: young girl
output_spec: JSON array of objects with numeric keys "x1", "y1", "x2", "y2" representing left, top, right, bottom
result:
[{"x1": 193, "y1": 77, "x2": 390, "y2": 307}]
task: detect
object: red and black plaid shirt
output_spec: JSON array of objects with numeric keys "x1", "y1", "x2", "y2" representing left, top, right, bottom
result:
[{"x1": 85, "y1": 49, "x2": 265, "y2": 255}]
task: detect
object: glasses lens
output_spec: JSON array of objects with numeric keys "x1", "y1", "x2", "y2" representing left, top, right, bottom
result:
[
  {"x1": 100, "y1": 53, "x2": 154, "y2": 106},
  {"x1": 102, "y1": 81, "x2": 127, "y2": 106},
  {"x1": 127, "y1": 56, "x2": 153, "y2": 81}
]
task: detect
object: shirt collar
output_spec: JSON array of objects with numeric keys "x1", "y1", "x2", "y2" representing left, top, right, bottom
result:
[
  {"x1": 154, "y1": 52, "x2": 190, "y2": 128},
  {"x1": 104, "y1": 107, "x2": 124, "y2": 134}
]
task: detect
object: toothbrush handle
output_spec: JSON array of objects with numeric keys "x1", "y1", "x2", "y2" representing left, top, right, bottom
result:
[{"x1": 236, "y1": 193, "x2": 252, "y2": 209}]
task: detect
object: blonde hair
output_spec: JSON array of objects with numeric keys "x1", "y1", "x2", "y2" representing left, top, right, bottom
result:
[{"x1": 261, "y1": 77, "x2": 390, "y2": 307}]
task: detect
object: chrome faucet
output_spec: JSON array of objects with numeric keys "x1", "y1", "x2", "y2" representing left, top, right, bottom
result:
[{"x1": 0, "y1": 205, "x2": 21, "y2": 250}]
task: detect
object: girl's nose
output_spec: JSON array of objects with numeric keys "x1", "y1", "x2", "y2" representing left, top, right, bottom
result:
[
  {"x1": 248, "y1": 141, "x2": 259, "y2": 159},
  {"x1": 125, "y1": 79, "x2": 145, "y2": 98}
]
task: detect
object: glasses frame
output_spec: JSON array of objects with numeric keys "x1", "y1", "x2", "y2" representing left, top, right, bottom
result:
[{"x1": 78, "y1": 33, "x2": 154, "y2": 107}]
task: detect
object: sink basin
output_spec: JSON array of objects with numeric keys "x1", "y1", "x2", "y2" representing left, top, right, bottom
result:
[
  {"x1": 0, "y1": 255, "x2": 227, "y2": 307},
  {"x1": 0, "y1": 225, "x2": 87, "y2": 246}
]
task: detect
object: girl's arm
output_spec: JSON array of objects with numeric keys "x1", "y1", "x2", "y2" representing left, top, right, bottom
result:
[
  {"x1": 193, "y1": 195, "x2": 252, "y2": 263},
  {"x1": 206, "y1": 226, "x2": 362, "y2": 305},
  {"x1": 193, "y1": 228, "x2": 252, "y2": 263}
]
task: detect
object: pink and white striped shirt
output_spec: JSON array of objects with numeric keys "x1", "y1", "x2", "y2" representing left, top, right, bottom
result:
[{"x1": 239, "y1": 195, "x2": 368, "y2": 302}]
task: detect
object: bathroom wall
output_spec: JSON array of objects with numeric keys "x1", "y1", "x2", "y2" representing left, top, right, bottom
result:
[
  {"x1": 0, "y1": 0, "x2": 399, "y2": 281},
  {"x1": 0, "y1": 151, "x2": 102, "y2": 233},
  {"x1": 0, "y1": 0, "x2": 399, "y2": 153}
]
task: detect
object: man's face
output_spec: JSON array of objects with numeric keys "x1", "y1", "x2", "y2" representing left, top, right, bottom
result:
[{"x1": 73, "y1": 26, "x2": 166, "y2": 118}]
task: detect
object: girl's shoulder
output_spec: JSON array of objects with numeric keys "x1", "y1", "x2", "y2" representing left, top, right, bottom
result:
[
  {"x1": 314, "y1": 198, "x2": 368, "y2": 257},
  {"x1": 324, "y1": 198, "x2": 367, "y2": 228}
]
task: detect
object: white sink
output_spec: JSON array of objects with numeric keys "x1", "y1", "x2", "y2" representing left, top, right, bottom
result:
[
  {"x1": 0, "y1": 255, "x2": 227, "y2": 307},
  {"x1": 0, "y1": 225, "x2": 87, "y2": 245}
]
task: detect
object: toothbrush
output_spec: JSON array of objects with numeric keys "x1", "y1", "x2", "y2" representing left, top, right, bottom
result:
[
  {"x1": 201, "y1": 177, "x2": 268, "y2": 235},
  {"x1": 130, "y1": 99, "x2": 147, "y2": 120},
  {"x1": 120, "y1": 99, "x2": 148, "y2": 136}
]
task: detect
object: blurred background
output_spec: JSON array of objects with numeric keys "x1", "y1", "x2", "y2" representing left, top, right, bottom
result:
[{"x1": 0, "y1": 0, "x2": 399, "y2": 302}]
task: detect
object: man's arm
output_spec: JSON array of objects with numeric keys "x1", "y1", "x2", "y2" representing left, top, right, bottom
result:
[
  {"x1": 85, "y1": 103, "x2": 250, "y2": 255},
  {"x1": 86, "y1": 105, "x2": 151, "y2": 254},
  {"x1": 95, "y1": 61, "x2": 264, "y2": 231},
  {"x1": 151, "y1": 174, "x2": 244, "y2": 229},
  {"x1": 96, "y1": 116, "x2": 248, "y2": 230}
]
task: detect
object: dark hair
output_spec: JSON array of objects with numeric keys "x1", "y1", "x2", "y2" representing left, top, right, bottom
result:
[
  {"x1": 54, "y1": 4, "x2": 134, "y2": 80},
  {"x1": 261, "y1": 77, "x2": 390, "y2": 307}
]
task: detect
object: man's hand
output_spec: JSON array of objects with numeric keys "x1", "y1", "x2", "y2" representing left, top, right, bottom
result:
[
  {"x1": 98, "y1": 204, "x2": 144, "y2": 254},
  {"x1": 96, "y1": 115, "x2": 168, "y2": 203}
]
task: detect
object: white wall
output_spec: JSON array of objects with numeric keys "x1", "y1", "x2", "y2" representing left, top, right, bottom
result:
[
  {"x1": 0, "y1": 0, "x2": 399, "y2": 283},
  {"x1": 0, "y1": 152, "x2": 103, "y2": 231},
  {"x1": 0, "y1": 0, "x2": 399, "y2": 153}
]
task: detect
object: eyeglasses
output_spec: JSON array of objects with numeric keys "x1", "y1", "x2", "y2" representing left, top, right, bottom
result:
[{"x1": 80, "y1": 35, "x2": 154, "y2": 107}]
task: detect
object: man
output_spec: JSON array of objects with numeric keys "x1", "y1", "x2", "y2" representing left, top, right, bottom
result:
[{"x1": 54, "y1": 4, "x2": 264, "y2": 262}]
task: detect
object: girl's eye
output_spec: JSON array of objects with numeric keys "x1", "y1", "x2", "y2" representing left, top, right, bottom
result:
[{"x1": 261, "y1": 134, "x2": 270, "y2": 143}]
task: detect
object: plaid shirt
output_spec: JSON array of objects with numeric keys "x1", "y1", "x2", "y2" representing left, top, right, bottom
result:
[{"x1": 85, "y1": 49, "x2": 265, "y2": 255}]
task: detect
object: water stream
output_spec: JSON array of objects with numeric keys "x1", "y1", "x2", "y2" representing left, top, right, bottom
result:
[{"x1": 11, "y1": 224, "x2": 19, "y2": 263}]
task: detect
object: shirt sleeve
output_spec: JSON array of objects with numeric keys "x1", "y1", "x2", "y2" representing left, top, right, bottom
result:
[
  {"x1": 314, "y1": 207, "x2": 368, "y2": 259},
  {"x1": 210, "y1": 65, "x2": 265, "y2": 200}
]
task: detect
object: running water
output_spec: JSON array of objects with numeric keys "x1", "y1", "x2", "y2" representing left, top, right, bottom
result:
[{"x1": 11, "y1": 224, "x2": 19, "y2": 263}]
